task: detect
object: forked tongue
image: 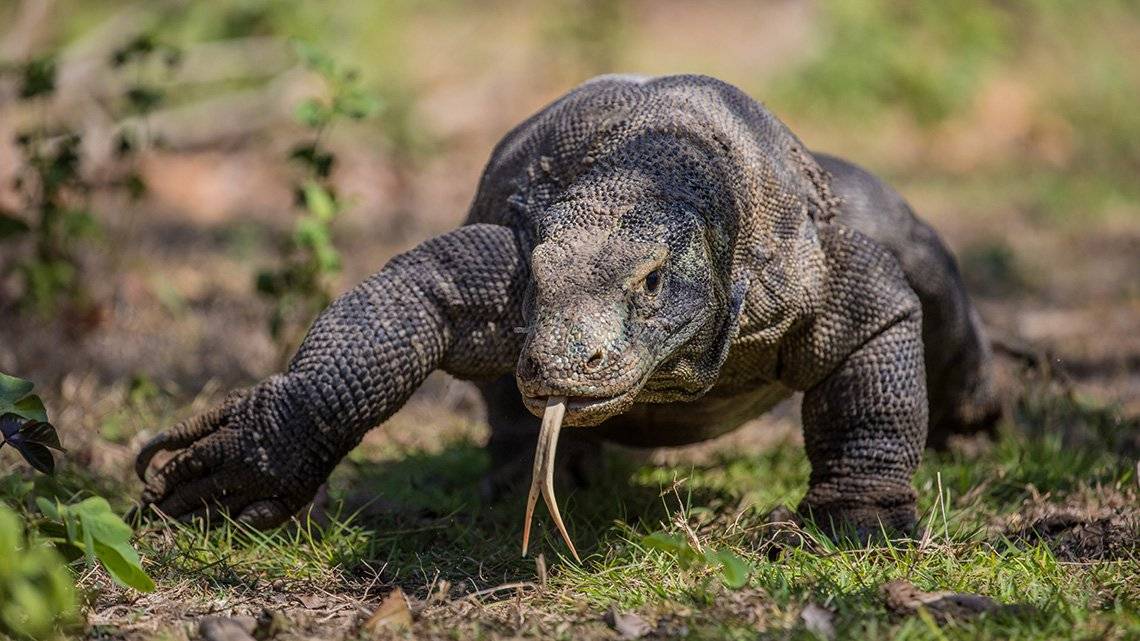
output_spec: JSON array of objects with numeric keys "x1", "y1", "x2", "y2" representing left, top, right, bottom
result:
[{"x1": 521, "y1": 396, "x2": 581, "y2": 562}]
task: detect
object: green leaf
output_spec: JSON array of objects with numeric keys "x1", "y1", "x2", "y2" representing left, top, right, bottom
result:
[
  {"x1": 0, "y1": 373, "x2": 49, "y2": 426},
  {"x1": 74, "y1": 498, "x2": 132, "y2": 544},
  {"x1": 125, "y1": 86, "x2": 164, "y2": 114},
  {"x1": 256, "y1": 270, "x2": 282, "y2": 297},
  {"x1": 19, "y1": 56, "x2": 56, "y2": 99},
  {"x1": 92, "y1": 540, "x2": 155, "y2": 592},
  {"x1": 292, "y1": 41, "x2": 336, "y2": 77},
  {"x1": 641, "y1": 532, "x2": 686, "y2": 551},
  {"x1": 69, "y1": 497, "x2": 154, "y2": 592},
  {"x1": 35, "y1": 497, "x2": 59, "y2": 520},
  {"x1": 301, "y1": 181, "x2": 338, "y2": 222},
  {"x1": 642, "y1": 532, "x2": 691, "y2": 559},
  {"x1": 716, "y1": 549, "x2": 751, "y2": 589},
  {"x1": 335, "y1": 89, "x2": 381, "y2": 120},
  {"x1": 6, "y1": 580, "x2": 52, "y2": 637},
  {"x1": 702, "y1": 547, "x2": 719, "y2": 566},
  {"x1": 62, "y1": 506, "x2": 77, "y2": 549},
  {"x1": 13, "y1": 395, "x2": 48, "y2": 422},
  {"x1": 0, "y1": 506, "x2": 20, "y2": 560},
  {"x1": 0, "y1": 504, "x2": 79, "y2": 637},
  {"x1": 294, "y1": 99, "x2": 331, "y2": 128},
  {"x1": 0, "y1": 373, "x2": 34, "y2": 408},
  {"x1": 289, "y1": 144, "x2": 335, "y2": 178},
  {"x1": 80, "y1": 510, "x2": 96, "y2": 568},
  {"x1": 294, "y1": 217, "x2": 327, "y2": 248},
  {"x1": 63, "y1": 209, "x2": 100, "y2": 238},
  {"x1": 0, "y1": 476, "x2": 33, "y2": 504}
]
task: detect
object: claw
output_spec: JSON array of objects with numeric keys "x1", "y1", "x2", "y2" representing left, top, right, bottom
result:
[
  {"x1": 136, "y1": 407, "x2": 219, "y2": 481},
  {"x1": 521, "y1": 396, "x2": 580, "y2": 563},
  {"x1": 135, "y1": 432, "x2": 171, "y2": 481}
]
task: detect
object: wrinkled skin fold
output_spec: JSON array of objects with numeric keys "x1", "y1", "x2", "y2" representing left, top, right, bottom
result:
[{"x1": 136, "y1": 74, "x2": 999, "y2": 553}]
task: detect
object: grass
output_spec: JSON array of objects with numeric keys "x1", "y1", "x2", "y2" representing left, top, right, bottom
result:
[{"x1": 47, "y1": 381, "x2": 1131, "y2": 640}]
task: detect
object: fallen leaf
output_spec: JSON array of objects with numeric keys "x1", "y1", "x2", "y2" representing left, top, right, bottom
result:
[
  {"x1": 604, "y1": 606, "x2": 653, "y2": 640},
  {"x1": 297, "y1": 593, "x2": 324, "y2": 609},
  {"x1": 882, "y1": 580, "x2": 1035, "y2": 623},
  {"x1": 363, "y1": 587, "x2": 413, "y2": 635},
  {"x1": 800, "y1": 603, "x2": 835, "y2": 640}
]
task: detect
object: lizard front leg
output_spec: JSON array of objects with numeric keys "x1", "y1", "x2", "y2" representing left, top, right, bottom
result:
[
  {"x1": 797, "y1": 310, "x2": 927, "y2": 539},
  {"x1": 135, "y1": 224, "x2": 528, "y2": 527}
]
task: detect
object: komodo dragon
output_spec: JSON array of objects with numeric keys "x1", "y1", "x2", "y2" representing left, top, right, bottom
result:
[{"x1": 136, "y1": 74, "x2": 1000, "y2": 558}]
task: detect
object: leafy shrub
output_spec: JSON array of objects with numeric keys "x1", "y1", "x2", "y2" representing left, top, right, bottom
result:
[
  {"x1": 256, "y1": 42, "x2": 379, "y2": 354},
  {"x1": 0, "y1": 35, "x2": 177, "y2": 317},
  {"x1": 0, "y1": 124, "x2": 97, "y2": 315},
  {"x1": 1, "y1": 371, "x2": 154, "y2": 611}
]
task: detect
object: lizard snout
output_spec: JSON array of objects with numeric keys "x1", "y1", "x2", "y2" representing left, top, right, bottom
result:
[{"x1": 515, "y1": 320, "x2": 648, "y2": 426}]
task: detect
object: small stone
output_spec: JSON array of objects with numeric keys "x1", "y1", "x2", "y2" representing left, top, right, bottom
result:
[
  {"x1": 800, "y1": 603, "x2": 835, "y2": 640},
  {"x1": 603, "y1": 607, "x2": 653, "y2": 640},
  {"x1": 200, "y1": 617, "x2": 256, "y2": 641}
]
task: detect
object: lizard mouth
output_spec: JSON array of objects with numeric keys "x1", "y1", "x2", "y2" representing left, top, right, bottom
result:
[
  {"x1": 519, "y1": 365, "x2": 657, "y2": 426},
  {"x1": 520, "y1": 392, "x2": 629, "y2": 422}
]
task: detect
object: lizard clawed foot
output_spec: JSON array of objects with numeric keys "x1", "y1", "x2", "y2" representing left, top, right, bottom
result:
[{"x1": 134, "y1": 381, "x2": 326, "y2": 530}]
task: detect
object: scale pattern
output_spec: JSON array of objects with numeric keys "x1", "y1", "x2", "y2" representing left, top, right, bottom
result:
[{"x1": 137, "y1": 75, "x2": 997, "y2": 538}]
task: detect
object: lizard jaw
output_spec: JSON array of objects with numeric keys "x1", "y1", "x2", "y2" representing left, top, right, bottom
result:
[
  {"x1": 520, "y1": 392, "x2": 630, "y2": 425},
  {"x1": 519, "y1": 367, "x2": 655, "y2": 426}
]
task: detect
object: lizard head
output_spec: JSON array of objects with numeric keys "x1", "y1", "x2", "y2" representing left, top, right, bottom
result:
[{"x1": 516, "y1": 170, "x2": 744, "y2": 427}]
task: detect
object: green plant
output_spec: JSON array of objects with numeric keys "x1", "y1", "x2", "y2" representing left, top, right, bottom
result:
[
  {"x1": 0, "y1": 54, "x2": 98, "y2": 314},
  {"x1": 0, "y1": 373, "x2": 63, "y2": 474},
  {"x1": 256, "y1": 42, "x2": 379, "y2": 354},
  {"x1": 0, "y1": 504, "x2": 78, "y2": 640},
  {"x1": 35, "y1": 497, "x2": 155, "y2": 593},
  {"x1": 0, "y1": 36, "x2": 175, "y2": 316},
  {"x1": 108, "y1": 33, "x2": 183, "y2": 185},
  {"x1": 1, "y1": 371, "x2": 154, "y2": 596},
  {"x1": 641, "y1": 531, "x2": 752, "y2": 589},
  {"x1": 1, "y1": 122, "x2": 98, "y2": 315}
]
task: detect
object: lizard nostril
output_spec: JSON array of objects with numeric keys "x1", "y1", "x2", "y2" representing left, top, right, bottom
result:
[
  {"x1": 517, "y1": 354, "x2": 540, "y2": 380},
  {"x1": 585, "y1": 349, "x2": 605, "y2": 371}
]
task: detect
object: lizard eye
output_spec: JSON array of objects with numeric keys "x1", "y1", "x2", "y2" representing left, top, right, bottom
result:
[{"x1": 643, "y1": 269, "x2": 662, "y2": 295}]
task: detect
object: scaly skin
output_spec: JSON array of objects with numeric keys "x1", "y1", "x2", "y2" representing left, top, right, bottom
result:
[{"x1": 137, "y1": 75, "x2": 998, "y2": 538}]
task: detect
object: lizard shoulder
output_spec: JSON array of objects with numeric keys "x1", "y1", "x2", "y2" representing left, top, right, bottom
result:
[{"x1": 777, "y1": 224, "x2": 921, "y2": 390}]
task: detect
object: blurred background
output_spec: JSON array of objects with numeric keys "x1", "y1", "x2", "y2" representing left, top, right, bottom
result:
[{"x1": 0, "y1": 0, "x2": 1137, "y2": 450}]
